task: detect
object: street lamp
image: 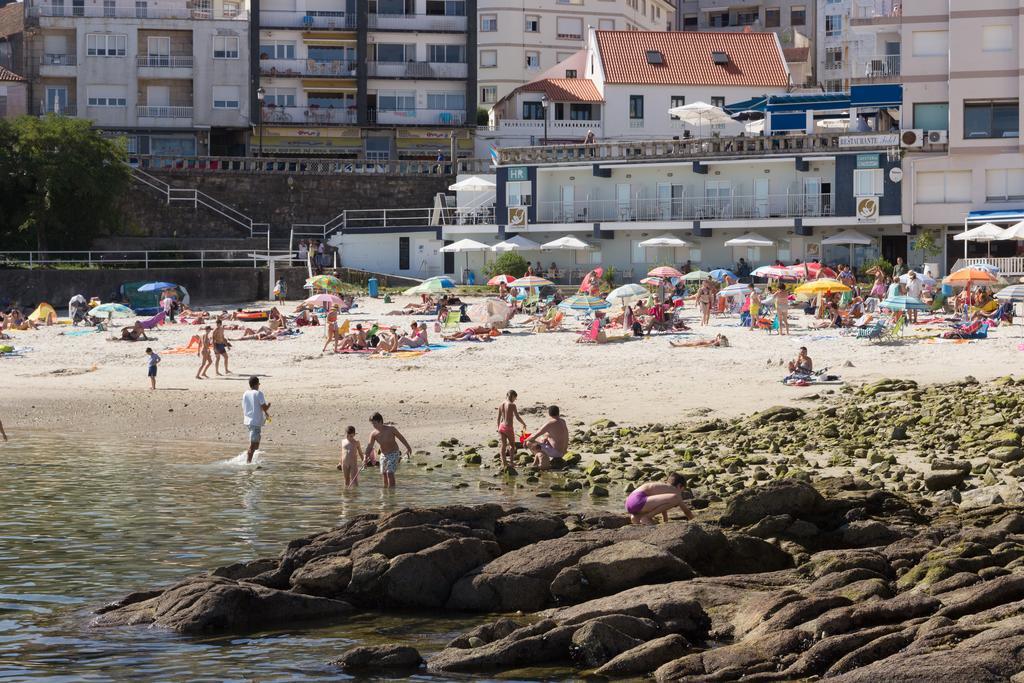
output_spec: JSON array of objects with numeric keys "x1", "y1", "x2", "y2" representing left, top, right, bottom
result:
[
  {"x1": 255, "y1": 86, "x2": 265, "y2": 157},
  {"x1": 540, "y1": 94, "x2": 549, "y2": 146}
]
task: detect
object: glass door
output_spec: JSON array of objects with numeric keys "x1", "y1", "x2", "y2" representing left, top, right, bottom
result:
[
  {"x1": 45, "y1": 86, "x2": 68, "y2": 113},
  {"x1": 754, "y1": 178, "x2": 769, "y2": 218},
  {"x1": 148, "y1": 37, "x2": 170, "y2": 66},
  {"x1": 616, "y1": 183, "x2": 631, "y2": 220},
  {"x1": 803, "y1": 177, "x2": 821, "y2": 216},
  {"x1": 560, "y1": 184, "x2": 574, "y2": 223},
  {"x1": 657, "y1": 182, "x2": 671, "y2": 220}
]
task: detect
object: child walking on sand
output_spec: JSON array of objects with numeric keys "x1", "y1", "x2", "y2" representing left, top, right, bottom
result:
[
  {"x1": 496, "y1": 390, "x2": 527, "y2": 469},
  {"x1": 145, "y1": 347, "x2": 160, "y2": 390},
  {"x1": 337, "y1": 426, "x2": 364, "y2": 487}
]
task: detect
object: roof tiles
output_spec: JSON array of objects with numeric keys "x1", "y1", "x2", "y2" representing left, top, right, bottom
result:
[
  {"x1": 520, "y1": 78, "x2": 604, "y2": 103},
  {"x1": 0, "y1": 64, "x2": 25, "y2": 82}
]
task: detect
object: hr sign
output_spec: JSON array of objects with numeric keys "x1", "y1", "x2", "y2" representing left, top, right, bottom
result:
[{"x1": 507, "y1": 166, "x2": 529, "y2": 181}]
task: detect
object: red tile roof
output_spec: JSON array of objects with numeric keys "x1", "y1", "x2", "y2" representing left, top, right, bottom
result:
[
  {"x1": 0, "y1": 64, "x2": 25, "y2": 82},
  {"x1": 520, "y1": 78, "x2": 604, "y2": 103},
  {"x1": 595, "y1": 30, "x2": 790, "y2": 87},
  {"x1": 0, "y1": 2, "x2": 24, "y2": 38},
  {"x1": 783, "y1": 47, "x2": 810, "y2": 63}
]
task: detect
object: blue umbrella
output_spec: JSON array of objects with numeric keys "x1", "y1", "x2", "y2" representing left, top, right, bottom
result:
[
  {"x1": 138, "y1": 281, "x2": 179, "y2": 292},
  {"x1": 709, "y1": 269, "x2": 737, "y2": 282},
  {"x1": 880, "y1": 295, "x2": 928, "y2": 311},
  {"x1": 424, "y1": 276, "x2": 456, "y2": 288},
  {"x1": 558, "y1": 294, "x2": 611, "y2": 312}
]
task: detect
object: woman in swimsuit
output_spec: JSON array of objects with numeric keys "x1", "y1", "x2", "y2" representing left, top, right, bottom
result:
[
  {"x1": 496, "y1": 390, "x2": 527, "y2": 469},
  {"x1": 397, "y1": 321, "x2": 427, "y2": 348},
  {"x1": 773, "y1": 284, "x2": 790, "y2": 335},
  {"x1": 625, "y1": 473, "x2": 695, "y2": 525},
  {"x1": 696, "y1": 281, "x2": 714, "y2": 326},
  {"x1": 669, "y1": 334, "x2": 729, "y2": 348},
  {"x1": 196, "y1": 326, "x2": 213, "y2": 379}
]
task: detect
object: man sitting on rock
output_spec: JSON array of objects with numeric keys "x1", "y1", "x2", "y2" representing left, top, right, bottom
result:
[{"x1": 625, "y1": 472, "x2": 695, "y2": 525}]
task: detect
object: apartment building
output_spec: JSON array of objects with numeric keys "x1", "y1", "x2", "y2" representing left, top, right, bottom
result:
[
  {"x1": 815, "y1": 0, "x2": 900, "y2": 92},
  {"x1": 7, "y1": 0, "x2": 250, "y2": 155},
  {"x1": 897, "y1": 0, "x2": 1024, "y2": 273},
  {"x1": 0, "y1": 64, "x2": 28, "y2": 117},
  {"x1": 476, "y1": 0, "x2": 674, "y2": 108},
  {"x1": 481, "y1": 28, "x2": 791, "y2": 150},
  {"x1": 674, "y1": 1, "x2": 815, "y2": 86},
  {"x1": 254, "y1": 0, "x2": 476, "y2": 159}
]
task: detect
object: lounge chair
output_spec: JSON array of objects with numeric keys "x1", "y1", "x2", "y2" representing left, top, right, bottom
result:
[
  {"x1": 439, "y1": 311, "x2": 461, "y2": 336},
  {"x1": 856, "y1": 320, "x2": 886, "y2": 340},
  {"x1": 533, "y1": 311, "x2": 564, "y2": 333},
  {"x1": 577, "y1": 319, "x2": 601, "y2": 343}
]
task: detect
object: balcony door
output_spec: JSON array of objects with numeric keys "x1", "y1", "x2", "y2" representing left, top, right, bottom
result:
[
  {"x1": 148, "y1": 37, "x2": 170, "y2": 66},
  {"x1": 803, "y1": 177, "x2": 821, "y2": 216},
  {"x1": 616, "y1": 183, "x2": 631, "y2": 221},
  {"x1": 705, "y1": 181, "x2": 731, "y2": 218},
  {"x1": 560, "y1": 184, "x2": 574, "y2": 222},
  {"x1": 45, "y1": 86, "x2": 68, "y2": 113},
  {"x1": 147, "y1": 85, "x2": 170, "y2": 115},
  {"x1": 754, "y1": 178, "x2": 769, "y2": 218}
]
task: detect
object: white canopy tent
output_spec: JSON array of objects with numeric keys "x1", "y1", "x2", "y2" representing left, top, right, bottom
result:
[
  {"x1": 638, "y1": 234, "x2": 690, "y2": 248},
  {"x1": 448, "y1": 176, "x2": 496, "y2": 192},
  {"x1": 954, "y1": 222, "x2": 1006, "y2": 257},
  {"x1": 542, "y1": 236, "x2": 594, "y2": 251},
  {"x1": 491, "y1": 235, "x2": 542, "y2": 252},
  {"x1": 439, "y1": 238, "x2": 491, "y2": 283},
  {"x1": 666, "y1": 101, "x2": 734, "y2": 138},
  {"x1": 724, "y1": 233, "x2": 774, "y2": 247},
  {"x1": 821, "y1": 229, "x2": 874, "y2": 266}
]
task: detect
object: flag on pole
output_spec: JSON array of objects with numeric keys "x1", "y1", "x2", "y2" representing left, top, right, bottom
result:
[{"x1": 489, "y1": 145, "x2": 500, "y2": 168}]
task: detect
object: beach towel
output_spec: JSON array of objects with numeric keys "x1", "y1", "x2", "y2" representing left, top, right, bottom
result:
[
  {"x1": 369, "y1": 351, "x2": 429, "y2": 359},
  {"x1": 62, "y1": 328, "x2": 101, "y2": 337},
  {"x1": 139, "y1": 311, "x2": 167, "y2": 329}
]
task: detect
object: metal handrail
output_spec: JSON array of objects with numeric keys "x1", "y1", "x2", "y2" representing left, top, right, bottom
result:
[
  {"x1": 535, "y1": 193, "x2": 836, "y2": 223},
  {"x1": 132, "y1": 155, "x2": 491, "y2": 176},
  {"x1": 0, "y1": 250, "x2": 293, "y2": 269}
]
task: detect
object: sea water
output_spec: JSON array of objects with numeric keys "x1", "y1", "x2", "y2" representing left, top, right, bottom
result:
[{"x1": 0, "y1": 432, "x2": 609, "y2": 681}]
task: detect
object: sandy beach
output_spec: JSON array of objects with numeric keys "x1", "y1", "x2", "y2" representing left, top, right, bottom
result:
[{"x1": 1, "y1": 294, "x2": 1015, "y2": 452}]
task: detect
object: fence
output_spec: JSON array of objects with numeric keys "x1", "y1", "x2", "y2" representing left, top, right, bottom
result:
[
  {"x1": 0, "y1": 250, "x2": 295, "y2": 269},
  {"x1": 132, "y1": 155, "x2": 491, "y2": 176}
]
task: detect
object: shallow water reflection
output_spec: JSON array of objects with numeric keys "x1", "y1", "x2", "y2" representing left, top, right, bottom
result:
[{"x1": 0, "y1": 433, "x2": 609, "y2": 680}]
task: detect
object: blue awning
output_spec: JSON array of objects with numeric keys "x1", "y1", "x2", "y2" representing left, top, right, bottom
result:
[
  {"x1": 967, "y1": 209, "x2": 1024, "y2": 224},
  {"x1": 724, "y1": 93, "x2": 850, "y2": 116},
  {"x1": 850, "y1": 84, "x2": 902, "y2": 108}
]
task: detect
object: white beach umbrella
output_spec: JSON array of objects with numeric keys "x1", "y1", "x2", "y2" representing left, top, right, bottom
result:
[
  {"x1": 606, "y1": 283, "x2": 648, "y2": 305},
  {"x1": 491, "y1": 234, "x2": 542, "y2": 252},
  {"x1": 666, "y1": 101, "x2": 734, "y2": 137},
  {"x1": 439, "y1": 238, "x2": 491, "y2": 283},
  {"x1": 954, "y1": 222, "x2": 1007, "y2": 257},
  {"x1": 448, "y1": 176, "x2": 496, "y2": 192},
  {"x1": 1000, "y1": 220, "x2": 1024, "y2": 241},
  {"x1": 899, "y1": 271, "x2": 937, "y2": 286},
  {"x1": 724, "y1": 233, "x2": 774, "y2": 247},
  {"x1": 541, "y1": 236, "x2": 594, "y2": 251},
  {"x1": 822, "y1": 229, "x2": 874, "y2": 266},
  {"x1": 638, "y1": 234, "x2": 689, "y2": 248}
]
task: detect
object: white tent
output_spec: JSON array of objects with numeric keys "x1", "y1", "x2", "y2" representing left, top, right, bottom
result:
[
  {"x1": 492, "y1": 235, "x2": 542, "y2": 252},
  {"x1": 666, "y1": 101, "x2": 734, "y2": 137},
  {"x1": 821, "y1": 229, "x2": 874, "y2": 266},
  {"x1": 638, "y1": 234, "x2": 689, "y2": 248},
  {"x1": 724, "y1": 233, "x2": 774, "y2": 247},
  {"x1": 1000, "y1": 220, "x2": 1024, "y2": 241},
  {"x1": 448, "y1": 176, "x2": 496, "y2": 192},
  {"x1": 954, "y1": 222, "x2": 1006, "y2": 257},
  {"x1": 542, "y1": 236, "x2": 594, "y2": 250},
  {"x1": 439, "y1": 238, "x2": 491, "y2": 282}
]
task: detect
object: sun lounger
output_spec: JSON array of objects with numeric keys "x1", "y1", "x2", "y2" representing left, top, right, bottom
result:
[
  {"x1": 439, "y1": 311, "x2": 461, "y2": 336},
  {"x1": 856, "y1": 320, "x2": 886, "y2": 340}
]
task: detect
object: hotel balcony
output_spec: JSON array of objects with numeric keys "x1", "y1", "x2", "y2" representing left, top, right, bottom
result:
[
  {"x1": 367, "y1": 61, "x2": 467, "y2": 80},
  {"x1": 39, "y1": 52, "x2": 77, "y2": 76},
  {"x1": 261, "y1": 105, "x2": 357, "y2": 126},
  {"x1": 259, "y1": 58, "x2": 357, "y2": 78},
  {"x1": 851, "y1": 0, "x2": 901, "y2": 21},
  {"x1": 853, "y1": 54, "x2": 901, "y2": 82},
  {"x1": 35, "y1": 102, "x2": 78, "y2": 116},
  {"x1": 137, "y1": 105, "x2": 193, "y2": 126},
  {"x1": 29, "y1": 3, "x2": 247, "y2": 19},
  {"x1": 258, "y1": 10, "x2": 355, "y2": 29},
  {"x1": 534, "y1": 194, "x2": 835, "y2": 224},
  {"x1": 136, "y1": 54, "x2": 194, "y2": 78},
  {"x1": 369, "y1": 108, "x2": 466, "y2": 126},
  {"x1": 368, "y1": 12, "x2": 467, "y2": 32}
]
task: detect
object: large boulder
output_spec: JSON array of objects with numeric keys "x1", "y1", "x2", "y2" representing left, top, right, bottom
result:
[
  {"x1": 350, "y1": 525, "x2": 460, "y2": 561},
  {"x1": 575, "y1": 541, "x2": 695, "y2": 595},
  {"x1": 594, "y1": 634, "x2": 691, "y2": 677},
  {"x1": 91, "y1": 577, "x2": 351, "y2": 633},
  {"x1": 331, "y1": 645, "x2": 423, "y2": 671},
  {"x1": 428, "y1": 619, "x2": 577, "y2": 673},
  {"x1": 569, "y1": 621, "x2": 642, "y2": 668},
  {"x1": 289, "y1": 554, "x2": 352, "y2": 597},
  {"x1": 493, "y1": 511, "x2": 568, "y2": 552},
  {"x1": 381, "y1": 537, "x2": 501, "y2": 607},
  {"x1": 720, "y1": 480, "x2": 825, "y2": 528}
]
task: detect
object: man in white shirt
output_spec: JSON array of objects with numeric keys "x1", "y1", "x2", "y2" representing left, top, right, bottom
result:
[
  {"x1": 905, "y1": 271, "x2": 923, "y2": 323},
  {"x1": 242, "y1": 376, "x2": 271, "y2": 463}
]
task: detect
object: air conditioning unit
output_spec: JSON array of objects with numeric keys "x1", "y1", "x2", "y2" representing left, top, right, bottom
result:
[
  {"x1": 901, "y1": 129, "x2": 925, "y2": 148},
  {"x1": 926, "y1": 130, "x2": 948, "y2": 144}
]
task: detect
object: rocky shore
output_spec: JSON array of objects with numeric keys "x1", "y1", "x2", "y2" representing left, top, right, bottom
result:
[{"x1": 93, "y1": 378, "x2": 1024, "y2": 680}]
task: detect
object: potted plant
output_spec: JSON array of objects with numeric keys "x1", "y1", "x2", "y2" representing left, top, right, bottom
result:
[{"x1": 911, "y1": 228, "x2": 943, "y2": 277}]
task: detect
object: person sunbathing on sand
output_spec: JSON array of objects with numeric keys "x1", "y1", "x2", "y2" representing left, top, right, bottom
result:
[
  {"x1": 669, "y1": 334, "x2": 729, "y2": 348},
  {"x1": 336, "y1": 323, "x2": 368, "y2": 351},
  {"x1": 120, "y1": 321, "x2": 149, "y2": 341},
  {"x1": 371, "y1": 330, "x2": 400, "y2": 354},
  {"x1": 444, "y1": 324, "x2": 499, "y2": 342},
  {"x1": 787, "y1": 347, "x2": 813, "y2": 375},
  {"x1": 625, "y1": 473, "x2": 695, "y2": 525},
  {"x1": 396, "y1": 321, "x2": 427, "y2": 348}
]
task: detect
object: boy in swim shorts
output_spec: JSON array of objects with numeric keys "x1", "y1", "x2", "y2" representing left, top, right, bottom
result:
[
  {"x1": 365, "y1": 412, "x2": 413, "y2": 489},
  {"x1": 496, "y1": 390, "x2": 527, "y2": 470}
]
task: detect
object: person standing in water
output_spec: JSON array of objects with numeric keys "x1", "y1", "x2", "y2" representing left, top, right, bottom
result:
[
  {"x1": 365, "y1": 412, "x2": 413, "y2": 488},
  {"x1": 0, "y1": 416, "x2": 7, "y2": 441},
  {"x1": 337, "y1": 425, "x2": 364, "y2": 487},
  {"x1": 496, "y1": 390, "x2": 527, "y2": 470},
  {"x1": 242, "y1": 376, "x2": 270, "y2": 463}
]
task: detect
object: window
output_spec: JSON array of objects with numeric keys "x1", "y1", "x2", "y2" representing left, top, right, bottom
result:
[
  {"x1": 525, "y1": 51, "x2": 540, "y2": 69},
  {"x1": 376, "y1": 43, "x2": 415, "y2": 62},
  {"x1": 629, "y1": 94, "x2": 643, "y2": 119},
  {"x1": 825, "y1": 47, "x2": 842, "y2": 70},
  {"x1": 260, "y1": 41, "x2": 295, "y2": 59},
  {"x1": 480, "y1": 86, "x2": 497, "y2": 103},
  {"x1": 669, "y1": 94, "x2": 685, "y2": 118},
  {"x1": 986, "y1": 169, "x2": 1024, "y2": 201},
  {"x1": 982, "y1": 25, "x2": 1012, "y2": 52},
  {"x1": 824, "y1": 79, "x2": 843, "y2": 92},
  {"x1": 964, "y1": 100, "x2": 1019, "y2": 138},
  {"x1": 506, "y1": 180, "x2": 532, "y2": 207},
  {"x1": 790, "y1": 5, "x2": 805, "y2": 26},
  {"x1": 222, "y1": 2, "x2": 238, "y2": 17},
  {"x1": 480, "y1": 50, "x2": 497, "y2": 68},
  {"x1": 213, "y1": 35, "x2": 239, "y2": 59},
  {"x1": 646, "y1": 50, "x2": 663, "y2": 64},
  {"x1": 916, "y1": 171, "x2": 971, "y2": 204},
  {"x1": 213, "y1": 86, "x2": 240, "y2": 109},
  {"x1": 599, "y1": 18, "x2": 614, "y2": 30},
  {"x1": 480, "y1": 13, "x2": 496, "y2": 31},
  {"x1": 428, "y1": 44, "x2": 464, "y2": 63},
  {"x1": 682, "y1": 13, "x2": 697, "y2": 29},
  {"x1": 737, "y1": 10, "x2": 758, "y2": 25},
  {"x1": 147, "y1": 36, "x2": 169, "y2": 65},
  {"x1": 913, "y1": 102, "x2": 948, "y2": 131},
  {"x1": 565, "y1": 69, "x2": 577, "y2": 78},
  {"x1": 426, "y1": 0, "x2": 465, "y2": 16},
  {"x1": 87, "y1": 87, "x2": 127, "y2": 107},
  {"x1": 525, "y1": 15, "x2": 539, "y2": 32},
  {"x1": 765, "y1": 7, "x2": 779, "y2": 27},
  {"x1": 556, "y1": 0, "x2": 582, "y2": 5},
  {"x1": 557, "y1": 16, "x2": 583, "y2": 39},
  {"x1": 825, "y1": 15, "x2": 842, "y2": 37},
  {"x1": 86, "y1": 33, "x2": 127, "y2": 57},
  {"x1": 912, "y1": 30, "x2": 948, "y2": 57},
  {"x1": 708, "y1": 11, "x2": 727, "y2": 27},
  {"x1": 854, "y1": 169, "x2": 883, "y2": 196},
  {"x1": 102, "y1": 0, "x2": 115, "y2": 17},
  {"x1": 523, "y1": 101, "x2": 544, "y2": 120},
  {"x1": 711, "y1": 96, "x2": 725, "y2": 108},
  {"x1": 378, "y1": 90, "x2": 415, "y2": 112},
  {"x1": 264, "y1": 87, "x2": 295, "y2": 107},
  {"x1": 399, "y1": 236, "x2": 410, "y2": 270},
  {"x1": 427, "y1": 91, "x2": 464, "y2": 110},
  {"x1": 711, "y1": 51, "x2": 729, "y2": 65}
]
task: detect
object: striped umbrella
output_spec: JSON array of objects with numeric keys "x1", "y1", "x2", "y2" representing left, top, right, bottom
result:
[
  {"x1": 487, "y1": 274, "x2": 515, "y2": 286},
  {"x1": 794, "y1": 279, "x2": 850, "y2": 296},
  {"x1": 682, "y1": 270, "x2": 712, "y2": 281},
  {"x1": 709, "y1": 268, "x2": 737, "y2": 282},
  {"x1": 509, "y1": 276, "x2": 554, "y2": 288},
  {"x1": 881, "y1": 295, "x2": 928, "y2": 311},
  {"x1": 995, "y1": 285, "x2": 1024, "y2": 302},
  {"x1": 306, "y1": 275, "x2": 343, "y2": 292},
  {"x1": 558, "y1": 294, "x2": 611, "y2": 312},
  {"x1": 640, "y1": 277, "x2": 665, "y2": 286},
  {"x1": 648, "y1": 266, "x2": 683, "y2": 278},
  {"x1": 720, "y1": 283, "x2": 757, "y2": 297},
  {"x1": 304, "y1": 293, "x2": 344, "y2": 307},
  {"x1": 753, "y1": 265, "x2": 797, "y2": 280}
]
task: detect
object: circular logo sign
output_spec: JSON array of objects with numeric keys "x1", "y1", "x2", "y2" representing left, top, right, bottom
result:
[{"x1": 889, "y1": 167, "x2": 904, "y2": 183}]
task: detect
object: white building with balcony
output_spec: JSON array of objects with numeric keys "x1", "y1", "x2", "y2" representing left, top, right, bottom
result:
[
  {"x1": 24, "y1": 0, "x2": 250, "y2": 155},
  {"x1": 479, "y1": 28, "x2": 791, "y2": 152}
]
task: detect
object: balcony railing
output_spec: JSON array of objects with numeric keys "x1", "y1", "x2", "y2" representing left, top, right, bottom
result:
[
  {"x1": 368, "y1": 13, "x2": 467, "y2": 31},
  {"x1": 370, "y1": 108, "x2": 466, "y2": 126},
  {"x1": 855, "y1": 54, "x2": 901, "y2": 79},
  {"x1": 36, "y1": 103, "x2": 78, "y2": 116},
  {"x1": 40, "y1": 53, "x2": 77, "y2": 66},
  {"x1": 497, "y1": 119, "x2": 599, "y2": 132},
  {"x1": 535, "y1": 194, "x2": 835, "y2": 224},
  {"x1": 853, "y1": 0, "x2": 901, "y2": 19},
  {"x1": 133, "y1": 155, "x2": 491, "y2": 176},
  {"x1": 258, "y1": 9, "x2": 355, "y2": 28},
  {"x1": 30, "y1": 3, "x2": 247, "y2": 19},
  {"x1": 259, "y1": 58, "x2": 356, "y2": 78},
  {"x1": 137, "y1": 55, "x2": 194, "y2": 68},
  {"x1": 498, "y1": 131, "x2": 899, "y2": 166},
  {"x1": 367, "y1": 61, "x2": 467, "y2": 79},
  {"x1": 137, "y1": 105, "x2": 193, "y2": 118},
  {"x1": 262, "y1": 105, "x2": 357, "y2": 126}
]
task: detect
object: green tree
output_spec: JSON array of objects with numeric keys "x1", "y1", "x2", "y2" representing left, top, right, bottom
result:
[
  {"x1": 1, "y1": 115, "x2": 129, "y2": 251},
  {"x1": 483, "y1": 251, "x2": 528, "y2": 278}
]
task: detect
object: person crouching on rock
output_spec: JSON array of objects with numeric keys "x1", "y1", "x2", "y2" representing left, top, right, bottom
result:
[{"x1": 625, "y1": 473, "x2": 695, "y2": 525}]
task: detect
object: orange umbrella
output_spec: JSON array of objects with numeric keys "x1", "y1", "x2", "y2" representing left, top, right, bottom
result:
[{"x1": 944, "y1": 267, "x2": 999, "y2": 285}]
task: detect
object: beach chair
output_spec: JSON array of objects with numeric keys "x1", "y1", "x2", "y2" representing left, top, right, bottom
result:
[
  {"x1": 879, "y1": 315, "x2": 907, "y2": 342},
  {"x1": 533, "y1": 311, "x2": 564, "y2": 333},
  {"x1": 577, "y1": 319, "x2": 600, "y2": 343},
  {"x1": 856, "y1": 320, "x2": 886, "y2": 340},
  {"x1": 440, "y1": 311, "x2": 461, "y2": 336}
]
